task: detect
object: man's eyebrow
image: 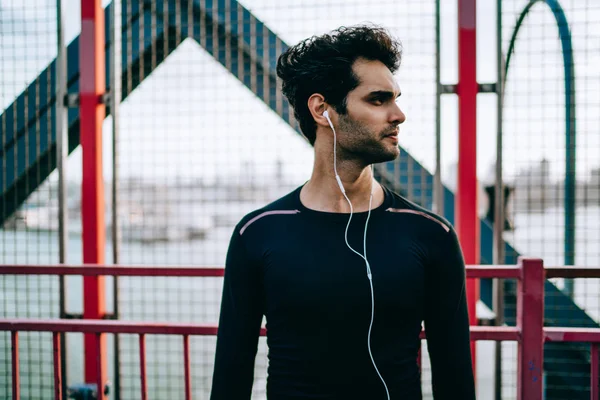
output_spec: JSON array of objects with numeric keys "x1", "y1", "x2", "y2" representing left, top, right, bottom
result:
[{"x1": 365, "y1": 90, "x2": 402, "y2": 99}]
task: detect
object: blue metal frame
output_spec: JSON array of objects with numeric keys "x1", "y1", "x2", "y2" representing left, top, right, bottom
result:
[
  {"x1": 505, "y1": 0, "x2": 577, "y2": 280},
  {"x1": 503, "y1": 1, "x2": 583, "y2": 395}
]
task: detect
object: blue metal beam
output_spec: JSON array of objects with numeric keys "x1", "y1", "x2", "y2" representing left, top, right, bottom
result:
[{"x1": 0, "y1": 1, "x2": 176, "y2": 222}]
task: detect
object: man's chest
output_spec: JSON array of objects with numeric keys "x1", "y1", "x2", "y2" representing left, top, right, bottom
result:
[{"x1": 257, "y1": 224, "x2": 429, "y2": 320}]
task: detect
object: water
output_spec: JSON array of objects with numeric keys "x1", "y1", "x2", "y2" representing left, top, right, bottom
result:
[{"x1": 1, "y1": 206, "x2": 599, "y2": 399}]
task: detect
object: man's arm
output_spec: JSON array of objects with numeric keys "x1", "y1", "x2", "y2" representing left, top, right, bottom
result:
[
  {"x1": 210, "y1": 226, "x2": 264, "y2": 399},
  {"x1": 423, "y1": 226, "x2": 476, "y2": 399}
]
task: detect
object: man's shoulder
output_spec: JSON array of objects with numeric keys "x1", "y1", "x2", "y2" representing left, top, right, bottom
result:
[
  {"x1": 234, "y1": 186, "x2": 303, "y2": 235},
  {"x1": 384, "y1": 186, "x2": 454, "y2": 235}
]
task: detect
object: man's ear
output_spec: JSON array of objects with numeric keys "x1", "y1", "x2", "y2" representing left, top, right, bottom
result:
[{"x1": 307, "y1": 93, "x2": 331, "y2": 128}]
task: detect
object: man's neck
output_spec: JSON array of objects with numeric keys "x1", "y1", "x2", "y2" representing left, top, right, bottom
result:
[{"x1": 300, "y1": 158, "x2": 384, "y2": 213}]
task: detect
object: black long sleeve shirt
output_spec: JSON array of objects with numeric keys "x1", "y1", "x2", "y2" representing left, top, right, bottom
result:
[{"x1": 210, "y1": 184, "x2": 475, "y2": 399}]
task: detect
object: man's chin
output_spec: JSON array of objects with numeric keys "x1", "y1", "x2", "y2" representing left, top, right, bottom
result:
[{"x1": 370, "y1": 150, "x2": 400, "y2": 165}]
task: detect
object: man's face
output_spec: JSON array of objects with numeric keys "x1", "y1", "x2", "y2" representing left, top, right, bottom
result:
[{"x1": 336, "y1": 59, "x2": 406, "y2": 165}]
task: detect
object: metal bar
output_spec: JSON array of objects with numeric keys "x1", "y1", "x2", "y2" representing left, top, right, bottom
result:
[
  {"x1": 53, "y1": 332, "x2": 62, "y2": 400},
  {"x1": 477, "y1": 83, "x2": 497, "y2": 92},
  {"x1": 457, "y1": 0, "x2": 479, "y2": 373},
  {"x1": 493, "y1": 1, "x2": 505, "y2": 398},
  {"x1": 126, "y1": 0, "x2": 133, "y2": 97},
  {"x1": 110, "y1": 0, "x2": 122, "y2": 272},
  {"x1": 224, "y1": 0, "x2": 232, "y2": 73},
  {"x1": 23, "y1": 8, "x2": 30, "y2": 236},
  {"x1": 543, "y1": 328, "x2": 600, "y2": 343},
  {"x1": 12, "y1": 318, "x2": 600, "y2": 343},
  {"x1": 184, "y1": 335, "x2": 192, "y2": 400},
  {"x1": 139, "y1": 334, "x2": 147, "y2": 400},
  {"x1": 139, "y1": 0, "x2": 145, "y2": 84},
  {"x1": 466, "y1": 266, "x2": 522, "y2": 279},
  {"x1": 249, "y1": 9, "x2": 257, "y2": 94},
  {"x1": 237, "y1": 1, "x2": 244, "y2": 85},
  {"x1": 59, "y1": 291, "x2": 68, "y2": 397},
  {"x1": 199, "y1": 0, "x2": 207, "y2": 49},
  {"x1": 151, "y1": 0, "x2": 156, "y2": 72},
  {"x1": 110, "y1": 1, "x2": 122, "y2": 397},
  {"x1": 175, "y1": 0, "x2": 182, "y2": 47},
  {"x1": 0, "y1": 264, "x2": 542, "y2": 278},
  {"x1": 80, "y1": 0, "x2": 108, "y2": 386},
  {"x1": 517, "y1": 258, "x2": 544, "y2": 400},
  {"x1": 11, "y1": 27, "x2": 17, "y2": 254},
  {"x1": 188, "y1": 0, "x2": 194, "y2": 40},
  {"x1": 0, "y1": 265, "x2": 226, "y2": 277},
  {"x1": 56, "y1": 0, "x2": 70, "y2": 395},
  {"x1": 0, "y1": 319, "x2": 226, "y2": 335},
  {"x1": 162, "y1": 0, "x2": 168, "y2": 62},
  {"x1": 469, "y1": 326, "x2": 521, "y2": 341},
  {"x1": 591, "y1": 344, "x2": 598, "y2": 400},
  {"x1": 545, "y1": 267, "x2": 600, "y2": 279},
  {"x1": 11, "y1": 331, "x2": 19, "y2": 400},
  {"x1": 418, "y1": 326, "x2": 520, "y2": 341},
  {"x1": 56, "y1": 0, "x2": 68, "y2": 264},
  {"x1": 275, "y1": 36, "x2": 283, "y2": 117},
  {"x1": 557, "y1": 0, "x2": 578, "y2": 297},
  {"x1": 263, "y1": 23, "x2": 270, "y2": 109}
]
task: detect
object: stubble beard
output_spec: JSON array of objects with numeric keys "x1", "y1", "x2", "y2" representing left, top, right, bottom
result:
[{"x1": 336, "y1": 114, "x2": 400, "y2": 165}]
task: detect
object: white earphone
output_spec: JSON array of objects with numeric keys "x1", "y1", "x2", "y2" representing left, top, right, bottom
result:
[{"x1": 323, "y1": 110, "x2": 390, "y2": 400}]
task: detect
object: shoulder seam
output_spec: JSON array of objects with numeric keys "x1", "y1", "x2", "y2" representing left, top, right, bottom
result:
[
  {"x1": 240, "y1": 210, "x2": 300, "y2": 235},
  {"x1": 385, "y1": 208, "x2": 450, "y2": 232}
]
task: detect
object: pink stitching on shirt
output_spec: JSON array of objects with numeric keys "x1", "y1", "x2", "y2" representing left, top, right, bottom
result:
[{"x1": 240, "y1": 210, "x2": 300, "y2": 235}]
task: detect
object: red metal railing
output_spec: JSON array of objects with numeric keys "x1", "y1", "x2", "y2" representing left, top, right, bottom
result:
[{"x1": 1, "y1": 258, "x2": 600, "y2": 400}]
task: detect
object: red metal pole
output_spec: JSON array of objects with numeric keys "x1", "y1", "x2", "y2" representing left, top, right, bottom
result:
[
  {"x1": 184, "y1": 335, "x2": 192, "y2": 400},
  {"x1": 80, "y1": 0, "x2": 107, "y2": 390},
  {"x1": 517, "y1": 258, "x2": 544, "y2": 400},
  {"x1": 53, "y1": 332, "x2": 62, "y2": 400},
  {"x1": 11, "y1": 331, "x2": 19, "y2": 400},
  {"x1": 457, "y1": 0, "x2": 479, "y2": 374},
  {"x1": 140, "y1": 334, "x2": 147, "y2": 400}
]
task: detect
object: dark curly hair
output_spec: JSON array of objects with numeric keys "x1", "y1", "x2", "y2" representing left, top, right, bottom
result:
[{"x1": 276, "y1": 25, "x2": 402, "y2": 145}]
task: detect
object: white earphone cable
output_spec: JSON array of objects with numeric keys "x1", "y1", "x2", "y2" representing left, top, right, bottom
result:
[{"x1": 325, "y1": 111, "x2": 390, "y2": 400}]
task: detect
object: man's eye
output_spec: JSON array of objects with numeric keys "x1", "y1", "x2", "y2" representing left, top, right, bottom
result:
[{"x1": 371, "y1": 99, "x2": 383, "y2": 105}]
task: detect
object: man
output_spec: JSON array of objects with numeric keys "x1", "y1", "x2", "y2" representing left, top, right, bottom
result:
[{"x1": 210, "y1": 25, "x2": 475, "y2": 399}]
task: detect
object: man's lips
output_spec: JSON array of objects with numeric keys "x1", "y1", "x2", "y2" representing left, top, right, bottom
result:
[
  {"x1": 382, "y1": 128, "x2": 399, "y2": 137},
  {"x1": 384, "y1": 134, "x2": 399, "y2": 143},
  {"x1": 383, "y1": 130, "x2": 399, "y2": 139}
]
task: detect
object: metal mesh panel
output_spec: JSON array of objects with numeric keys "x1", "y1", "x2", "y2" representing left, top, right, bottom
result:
[
  {"x1": 2, "y1": 0, "x2": 598, "y2": 398},
  {"x1": 110, "y1": 0, "x2": 438, "y2": 398},
  {"x1": 0, "y1": 0, "x2": 61, "y2": 398},
  {"x1": 501, "y1": 0, "x2": 600, "y2": 398}
]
